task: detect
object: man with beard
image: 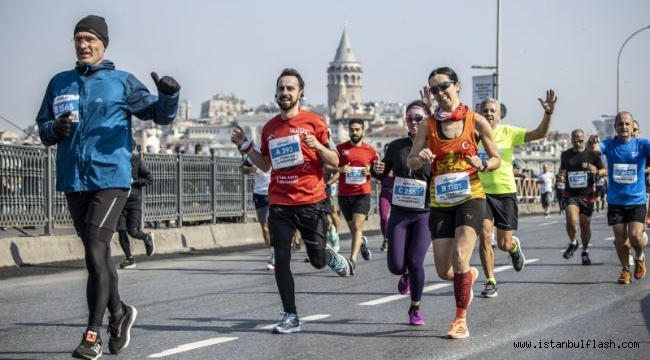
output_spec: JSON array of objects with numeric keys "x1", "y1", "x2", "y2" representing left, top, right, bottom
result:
[
  {"x1": 558, "y1": 129, "x2": 606, "y2": 265},
  {"x1": 328, "y1": 119, "x2": 379, "y2": 274},
  {"x1": 230, "y1": 68, "x2": 350, "y2": 335},
  {"x1": 476, "y1": 95, "x2": 556, "y2": 298}
]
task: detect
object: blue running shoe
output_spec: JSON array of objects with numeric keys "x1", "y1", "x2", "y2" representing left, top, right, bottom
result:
[{"x1": 272, "y1": 312, "x2": 300, "y2": 334}]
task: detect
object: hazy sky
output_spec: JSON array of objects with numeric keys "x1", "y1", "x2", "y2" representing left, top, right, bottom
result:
[{"x1": 1, "y1": 0, "x2": 649, "y2": 136}]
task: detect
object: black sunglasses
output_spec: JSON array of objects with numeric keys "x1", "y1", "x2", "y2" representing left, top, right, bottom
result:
[
  {"x1": 406, "y1": 114, "x2": 426, "y2": 123},
  {"x1": 429, "y1": 81, "x2": 454, "y2": 94}
]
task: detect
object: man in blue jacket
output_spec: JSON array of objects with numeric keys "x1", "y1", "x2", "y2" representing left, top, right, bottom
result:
[{"x1": 35, "y1": 15, "x2": 180, "y2": 360}]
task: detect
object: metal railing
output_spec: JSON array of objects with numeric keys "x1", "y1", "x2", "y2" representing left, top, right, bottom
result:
[{"x1": 1, "y1": 143, "x2": 539, "y2": 236}]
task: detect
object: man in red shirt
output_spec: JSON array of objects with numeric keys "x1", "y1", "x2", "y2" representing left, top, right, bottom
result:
[
  {"x1": 230, "y1": 68, "x2": 350, "y2": 335},
  {"x1": 329, "y1": 119, "x2": 379, "y2": 274}
]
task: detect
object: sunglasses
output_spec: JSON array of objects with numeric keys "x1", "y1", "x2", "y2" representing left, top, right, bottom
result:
[
  {"x1": 429, "y1": 81, "x2": 454, "y2": 94},
  {"x1": 633, "y1": 128, "x2": 639, "y2": 132},
  {"x1": 571, "y1": 138, "x2": 584, "y2": 143},
  {"x1": 406, "y1": 114, "x2": 426, "y2": 123}
]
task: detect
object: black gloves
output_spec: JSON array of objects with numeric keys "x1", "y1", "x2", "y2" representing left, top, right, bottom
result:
[
  {"x1": 53, "y1": 111, "x2": 72, "y2": 138},
  {"x1": 151, "y1": 72, "x2": 181, "y2": 95}
]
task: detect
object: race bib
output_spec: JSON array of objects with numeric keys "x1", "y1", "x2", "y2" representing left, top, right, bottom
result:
[
  {"x1": 567, "y1": 171, "x2": 588, "y2": 188},
  {"x1": 392, "y1": 176, "x2": 426, "y2": 209},
  {"x1": 612, "y1": 163, "x2": 637, "y2": 184},
  {"x1": 345, "y1": 166, "x2": 367, "y2": 185},
  {"x1": 53, "y1": 94, "x2": 80, "y2": 122},
  {"x1": 269, "y1": 135, "x2": 304, "y2": 169},
  {"x1": 556, "y1": 182, "x2": 566, "y2": 190},
  {"x1": 434, "y1": 172, "x2": 471, "y2": 204}
]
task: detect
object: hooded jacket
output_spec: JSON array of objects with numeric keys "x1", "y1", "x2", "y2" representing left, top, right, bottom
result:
[{"x1": 36, "y1": 60, "x2": 178, "y2": 193}]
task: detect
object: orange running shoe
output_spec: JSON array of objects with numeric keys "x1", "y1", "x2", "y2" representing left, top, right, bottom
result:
[
  {"x1": 618, "y1": 269, "x2": 631, "y2": 284},
  {"x1": 634, "y1": 257, "x2": 646, "y2": 280},
  {"x1": 446, "y1": 317, "x2": 469, "y2": 339}
]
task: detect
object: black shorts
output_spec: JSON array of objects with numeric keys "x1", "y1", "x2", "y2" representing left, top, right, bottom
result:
[
  {"x1": 541, "y1": 192, "x2": 552, "y2": 208},
  {"x1": 485, "y1": 193, "x2": 518, "y2": 231},
  {"x1": 268, "y1": 200, "x2": 330, "y2": 248},
  {"x1": 338, "y1": 194, "x2": 371, "y2": 221},
  {"x1": 428, "y1": 198, "x2": 486, "y2": 239},
  {"x1": 607, "y1": 204, "x2": 647, "y2": 225},
  {"x1": 565, "y1": 196, "x2": 595, "y2": 217}
]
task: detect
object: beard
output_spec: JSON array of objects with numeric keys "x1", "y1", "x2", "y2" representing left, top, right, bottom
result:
[
  {"x1": 276, "y1": 95, "x2": 300, "y2": 111},
  {"x1": 350, "y1": 134, "x2": 363, "y2": 144}
]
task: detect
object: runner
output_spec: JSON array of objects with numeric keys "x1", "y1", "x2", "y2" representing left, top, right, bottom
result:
[
  {"x1": 476, "y1": 94, "x2": 556, "y2": 298},
  {"x1": 589, "y1": 111, "x2": 650, "y2": 284},
  {"x1": 373, "y1": 100, "x2": 432, "y2": 325},
  {"x1": 230, "y1": 68, "x2": 350, "y2": 334},
  {"x1": 558, "y1": 129, "x2": 606, "y2": 265},
  {"x1": 408, "y1": 67, "x2": 500, "y2": 339}
]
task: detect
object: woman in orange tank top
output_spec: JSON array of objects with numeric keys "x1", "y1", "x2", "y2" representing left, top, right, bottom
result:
[{"x1": 407, "y1": 67, "x2": 500, "y2": 339}]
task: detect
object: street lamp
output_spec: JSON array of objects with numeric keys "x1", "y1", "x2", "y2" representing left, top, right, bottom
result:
[
  {"x1": 471, "y1": 0, "x2": 501, "y2": 100},
  {"x1": 616, "y1": 24, "x2": 650, "y2": 113}
]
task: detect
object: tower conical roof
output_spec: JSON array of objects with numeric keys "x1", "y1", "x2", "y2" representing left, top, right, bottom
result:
[{"x1": 333, "y1": 23, "x2": 357, "y2": 63}]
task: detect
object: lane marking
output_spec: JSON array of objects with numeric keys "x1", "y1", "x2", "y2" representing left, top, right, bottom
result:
[
  {"x1": 260, "y1": 314, "x2": 330, "y2": 329},
  {"x1": 148, "y1": 337, "x2": 238, "y2": 358},
  {"x1": 358, "y1": 259, "x2": 539, "y2": 306}
]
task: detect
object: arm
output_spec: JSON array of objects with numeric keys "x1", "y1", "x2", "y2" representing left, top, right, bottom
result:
[
  {"x1": 407, "y1": 120, "x2": 434, "y2": 170},
  {"x1": 136, "y1": 158, "x2": 154, "y2": 187},
  {"x1": 126, "y1": 74, "x2": 180, "y2": 125},
  {"x1": 524, "y1": 88, "x2": 557, "y2": 142},
  {"x1": 472, "y1": 114, "x2": 501, "y2": 172}
]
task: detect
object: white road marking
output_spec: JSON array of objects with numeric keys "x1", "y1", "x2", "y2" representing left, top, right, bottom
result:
[
  {"x1": 358, "y1": 259, "x2": 539, "y2": 306},
  {"x1": 260, "y1": 314, "x2": 330, "y2": 329},
  {"x1": 148, "y1": 337, "x2": 238, "y2": 358}
]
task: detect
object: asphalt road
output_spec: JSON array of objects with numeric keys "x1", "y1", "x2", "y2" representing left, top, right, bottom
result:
[{"x1": 1, "y1": 211, "x2": 648, "y2": 360}]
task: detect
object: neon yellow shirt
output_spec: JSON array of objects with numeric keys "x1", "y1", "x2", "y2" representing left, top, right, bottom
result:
[{"x1": 478, "y1": 124, "x2": 527, "y2": 194}]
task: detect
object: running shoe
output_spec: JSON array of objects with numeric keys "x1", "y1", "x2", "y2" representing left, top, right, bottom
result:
[
  {"x1": 618, "y1": 269, "x2": 631, "y2": 284},
  {"x1": 480, "y1": 281, "x2": 498, "y2": 298},
  {"x1": 360, "y1": 236, "x2": 372, "y2": 261},
  {"x1": 563, "y1": 242, "x2": 579, "y2": 259},
  {"x1": 119, "y1": 258, "x2": 136, "y2": 269},
  {"x1": 581, "y1": 251, "x2": 591, "y2": 265},
  {"x1": 509, "y1": 236, "x2": 525, "y2": 271},
  {"x1": 272, "y1": 312, "x2": 300, "y2": 334},
  {"x1": 71, "y1": 330, "x2": 102, "y2": 360},
  {"x1": 380, "y1": 239, "x2": 388, "y2": 252},
  {"x1": 144, "y1": 232, "x2": 156, "y2": 256},
  {"x1": 446, "y1": 318, "x2": 469, "y2": 339},
  {"x1": 408, "y1": 308, "x2": 425, "y2": 326},
  {"x1": 107, "y1": 303, "x2": 137, "y2": 354},
  {"x1": 266, "y1": 256, "x2": 275, "y2": 271},
  {"x1": 634, "y1": 256, "x2": 646, "y2": 280},
  {"x1": 397, "y1": 274, "x2": 410, "y2": 294},
  {"x1": 326, "y1": 245, "x2": 349, "y2": 277}
]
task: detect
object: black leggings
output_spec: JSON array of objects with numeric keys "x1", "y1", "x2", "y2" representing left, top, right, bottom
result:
[
  {"x1": 268, "y1": 201, "x2": 330, "y2": 315},
  {"x1": 66, "y1": 189, "x2": 128, "y2": 331}
]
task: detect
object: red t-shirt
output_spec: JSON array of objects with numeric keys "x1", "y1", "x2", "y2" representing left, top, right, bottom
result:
[
  {"x1": 336, "y1": 141, "x2": 378, "y2": 196},
  {"x1": 260, "y1": 109, "x2": 330, "y2": 205}
]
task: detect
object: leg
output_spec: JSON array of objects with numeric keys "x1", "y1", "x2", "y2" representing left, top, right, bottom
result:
[
  {"x1": 478, "y1": 218, "x2": 495, "y2": 280},
  {"x1": 268, "y1": 205, "x2": 297, "y2": 315}
]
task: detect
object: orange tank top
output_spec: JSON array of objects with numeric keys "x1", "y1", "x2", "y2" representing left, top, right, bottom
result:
[{"x1": 427, "y1": 111, "x2": 485, "y2": 207}]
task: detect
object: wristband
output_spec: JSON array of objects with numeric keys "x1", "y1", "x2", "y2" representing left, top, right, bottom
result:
[
  {"x1": 545, "y1": 111, "x2": 553, "y2": 115},
  {"x1": 480, "y1": 160, "x2": 488, "y2": 172},
  {"x1": 241, "y1": 141, "x2": 254, "y2": 154},
  {"x1": 239, "y1": 139, "x2": 251, "y2": 151}
]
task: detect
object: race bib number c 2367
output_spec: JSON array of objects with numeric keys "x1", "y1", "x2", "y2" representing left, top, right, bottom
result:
[{"x1": 392, "y1": 176, "x2": 426, "y2": 209}]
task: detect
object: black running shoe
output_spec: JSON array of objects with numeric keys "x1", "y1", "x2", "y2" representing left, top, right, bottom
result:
[
  {"x1": 563, "y1": 242, "x2": 579, "y2": 259},
  {"x1": 71, "y1": 330, "x2": 102, "y2": 360},
  {"x1": 510, "y1": 236, "x2": 525, "y2": 272},
  {"x1": 144, "y1": 233, "x2": 155, "y2": 256},
  {"x1": 581, "y1": 251, "x2": 592, "y2": 265},
  {"x1": 107, "y1": 303, "x2": 138, "y2": 354},
  {"x1": 360, "y1": 236, "x2": 371, "y2": 261}
]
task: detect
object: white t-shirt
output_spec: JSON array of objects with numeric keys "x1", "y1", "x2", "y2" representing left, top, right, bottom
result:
[{"x1": 537, "y1": 171, "x2": 555, "y2": 194}]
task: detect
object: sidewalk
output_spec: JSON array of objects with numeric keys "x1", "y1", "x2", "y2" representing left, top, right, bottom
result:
[{"x1": 0, "y1": 203, "x2": 553, "y2": 268}]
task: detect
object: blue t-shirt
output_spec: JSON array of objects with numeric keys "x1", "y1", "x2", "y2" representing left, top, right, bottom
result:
[{"x1": 599, "y1": 137, "x2": 650, "y2": 205}]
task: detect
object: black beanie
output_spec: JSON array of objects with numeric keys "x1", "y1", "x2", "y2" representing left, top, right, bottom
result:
[{"x1": 74, "y1": 15, "x2": 109, "y2": 48}]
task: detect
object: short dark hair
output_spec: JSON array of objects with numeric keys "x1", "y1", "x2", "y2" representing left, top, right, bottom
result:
[
  {"x1": 428, "y1": 67, "x2": 459, "y2": 83},
  {"x1": 276, "y1": 68, "x2": 305, "y2": 92},
  {"x1": 348, "y1": 118, "x2": 365, "y2": 129}
]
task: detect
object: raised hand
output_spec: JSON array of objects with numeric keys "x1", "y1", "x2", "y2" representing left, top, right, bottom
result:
[
  {"x1": 151, "y1": 72, "x2": 181, "y2": 95},
  {"x1": 538, "y1": 88, "x2": 557, "y2": 114}
]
